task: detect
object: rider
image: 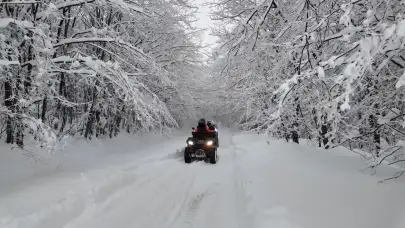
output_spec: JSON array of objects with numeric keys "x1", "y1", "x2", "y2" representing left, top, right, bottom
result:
[
  {"x1": 194, "y1": 118, "x2": 213, "y2": 133},
  {"x1": 207, "y1": 121, "x2": 216, "y2": 131},
  {"x1": 206, "y1": 120, "x2": 219, "y2": 147}
]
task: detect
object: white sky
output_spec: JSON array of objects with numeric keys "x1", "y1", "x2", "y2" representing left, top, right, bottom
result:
[{"x1": 193, "y1": 0, "x2": 219, "y2": 55}]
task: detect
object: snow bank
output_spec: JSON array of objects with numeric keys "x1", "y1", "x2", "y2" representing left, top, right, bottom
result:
[
  {"x1": 0, "y1": 142, "x2": 58, "y2": 191},
  {"x1": 0, "y1": 131, "x2": 185, "y2": 193},
  {"x1": 0, "y1": 130, "x2": 190, "y2": 228},
  {"x1": 231, "y1": 132, "x2": 405, "y2": 228}
]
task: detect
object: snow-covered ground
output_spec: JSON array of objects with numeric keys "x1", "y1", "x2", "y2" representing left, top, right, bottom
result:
[{"x1": 1, "y1": 130, "x2": 405, "y2": 228}]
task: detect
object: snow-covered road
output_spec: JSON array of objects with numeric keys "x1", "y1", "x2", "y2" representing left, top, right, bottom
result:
[{"x1": 1, "y1": 131, "x2": 405, "y2": 228}]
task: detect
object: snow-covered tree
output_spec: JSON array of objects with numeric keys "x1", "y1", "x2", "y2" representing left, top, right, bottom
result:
[
  {"x1": 211, "y1": 0, "x2": 405, "y2": 177},
  {"x1": 0, "y1": 0, "x2": 202, "y2": 150}
]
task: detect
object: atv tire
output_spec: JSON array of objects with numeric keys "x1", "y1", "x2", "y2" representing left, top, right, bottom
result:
[
  {"x1": 184, "y1": 147, "x2": 192, "y2": 163},
  {"x1": 209, "y1": 149, "x2": 217, "y2": 164}
]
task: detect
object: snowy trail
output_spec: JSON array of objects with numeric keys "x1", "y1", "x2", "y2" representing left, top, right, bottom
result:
[{"x1": 1, "y1": 131, "x2": 405, "y2": 228}]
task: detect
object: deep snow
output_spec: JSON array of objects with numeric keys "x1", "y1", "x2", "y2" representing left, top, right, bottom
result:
[{"x1": 0, "y1": 130, "x2": 405, "y2": 228}]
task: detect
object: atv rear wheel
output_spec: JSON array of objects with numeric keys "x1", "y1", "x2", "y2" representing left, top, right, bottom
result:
[
  {"x1": 209, "y1": 149, "x2": 217, "y2": 164},
  {"x1": 184, "y1": 147, "x2": 192, "y2": 163}
]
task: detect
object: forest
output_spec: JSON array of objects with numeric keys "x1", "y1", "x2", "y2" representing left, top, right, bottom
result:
[{"x1": 2, "y1": 0, "x2": 405, "y2": 176}]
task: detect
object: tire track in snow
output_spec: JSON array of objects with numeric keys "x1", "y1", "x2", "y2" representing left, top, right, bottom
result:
[
  {"x1": 230, "y1": 133, "x2": 257, "y2": 228},
  {"x1": 181, "y1": 189, "x2": 213, "y2": 228},
  {"x1": 233, "y1": 165, "x2": 256, "y2": 228},
  {"x1": 67, "y1": 159, "x2": 203, "y2": 228},
  {"x1": 165, "y1": 161, "x2": 223, "y2": 228},
  {"x1": 66, "y1": 160, "x2": 189, "y2": 228},
  {"x1": 2, "y1": 159, "x2": 181, "y2": 228},
  {"x1": 165, "y1": 170, "x2": 196, "y2": 228}
]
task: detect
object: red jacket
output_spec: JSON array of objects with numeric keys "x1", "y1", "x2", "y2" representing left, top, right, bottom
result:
[{"x1": 194, "y1": 125, "x2": 214, "y2": 132}]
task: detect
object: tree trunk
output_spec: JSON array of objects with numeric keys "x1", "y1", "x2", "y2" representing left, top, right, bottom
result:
[
  {"x1": 5, "y1": 117, "x2": 13, "y2": 144},
  {"x1": 292, "y1": 121, "x2": 299, "y2": 144},
  {"x1": 369, "y1": 114, "x2": 380, "y2": 157},
  {"x1": 321, "y1": 124, "x2": 329, "y2": 149},
  {"x1": 5, "y1": 80, "x2": 13, "y2": 143},
  {"x1": 15, "y1": 118, "x2": 24, "y2": 148},
  {"x1": 41, "y1": 96, "x2": 47, "y2": 121},
  {"x1": 85, "y1": 84, "x2": 98, "y2": 139},
  {"x1": 292, "y1": 131, "x2": 299, "y2": 144}
]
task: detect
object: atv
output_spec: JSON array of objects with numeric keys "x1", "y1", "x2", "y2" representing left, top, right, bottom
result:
[{"x1": 184, "y1": 128, "x2": 218, "y2": 164}]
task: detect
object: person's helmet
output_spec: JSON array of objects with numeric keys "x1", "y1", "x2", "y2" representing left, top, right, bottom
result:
[
  {"x1": 198, "y1": 118, "x2": 206, "y2": 125},
  {"x1": 207, "y1": 121, "x2": 212, "y2": 126}
]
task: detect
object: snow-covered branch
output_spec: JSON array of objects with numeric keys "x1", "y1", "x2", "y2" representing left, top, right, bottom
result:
[
  {"x1": 211, "y1": 0, "x2": 405, "y2": 176},
  {"x1": 0, "y1": 0, "x2": 202, "y2": 150}
]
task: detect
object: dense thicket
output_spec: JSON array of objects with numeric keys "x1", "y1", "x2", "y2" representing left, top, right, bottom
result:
[
  {"x1": 210, "y1": 0, "x2": 405, "y2": 176},
  {"x1": 0, "y1": 0, "x2": 202, "y2": 150}
]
